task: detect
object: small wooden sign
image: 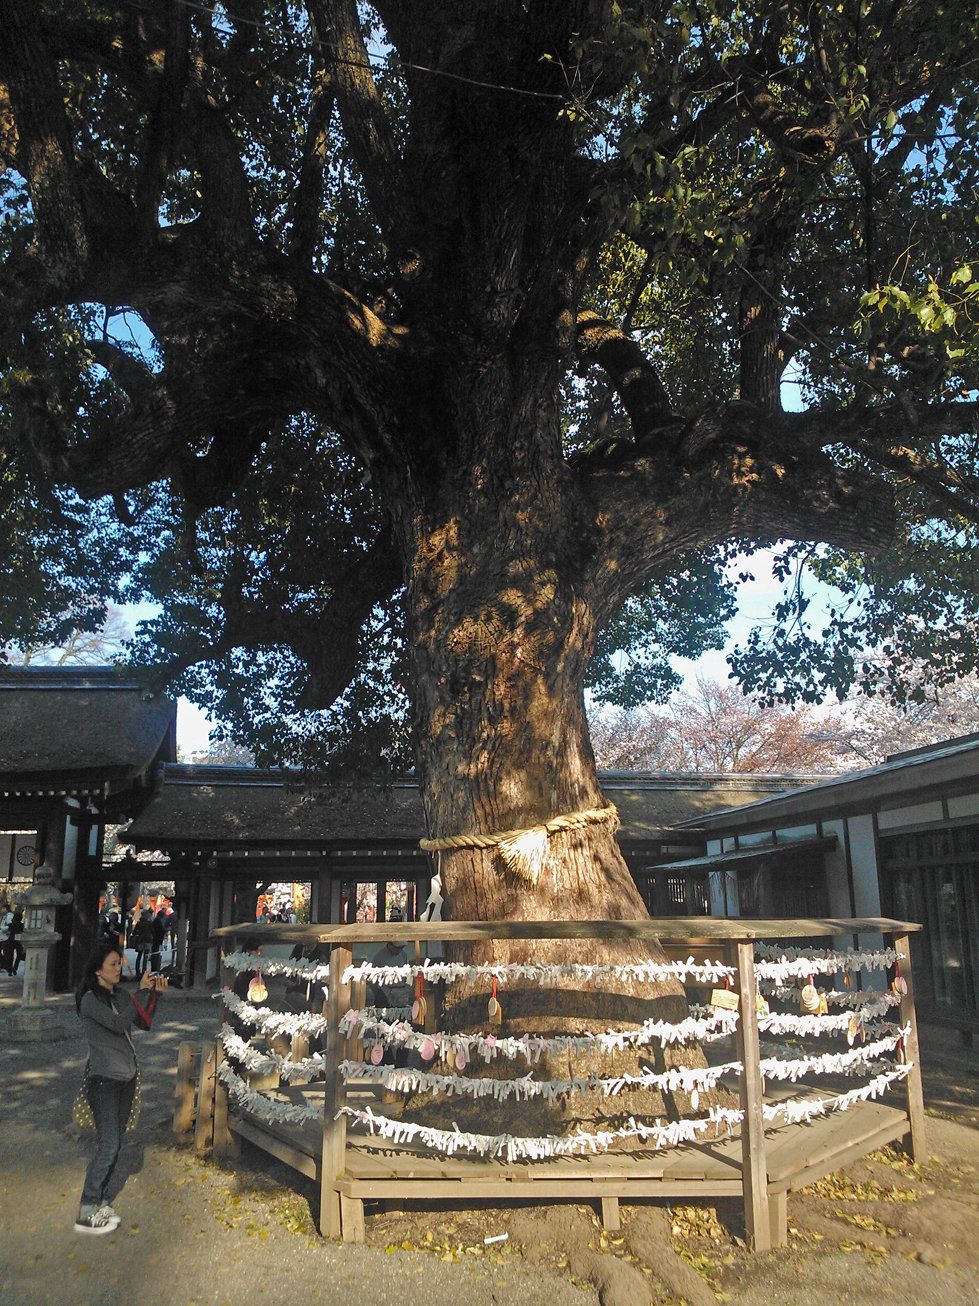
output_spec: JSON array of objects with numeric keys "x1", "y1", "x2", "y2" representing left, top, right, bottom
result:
[{"x1": 711, "y1": 988, "x2": 740, "y2": 1011}]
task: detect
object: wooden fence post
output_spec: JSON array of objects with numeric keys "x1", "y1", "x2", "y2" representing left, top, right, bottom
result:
[
  {"x1": 892, "y1": 931, "x2": 927, "y2": 1162},
  {"x1": 731, "y1": 939, "x2": 773, "y2": 1252},
  {"x1": 212, "y1": 945, "x2": 237, "y2": 1157},
  {"x1": 173, "y1": 1041, "x2": 198, "y2": 1135},
  {"x1": 194, "y1": 1041, "x2": 217, "y2": 1154},
  {"x1": 320, "y1": 943, "x2": 352, "y2": 1238}
]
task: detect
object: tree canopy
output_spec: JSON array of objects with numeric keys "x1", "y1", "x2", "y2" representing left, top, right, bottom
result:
[{"x1": 2, "y1": 0, "x2": 979, "y2": 784}]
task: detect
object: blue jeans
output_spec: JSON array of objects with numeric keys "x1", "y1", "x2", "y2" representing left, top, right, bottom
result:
[{"x1": 80, "y1": 1074, "x2": 136, "y2": 1212}]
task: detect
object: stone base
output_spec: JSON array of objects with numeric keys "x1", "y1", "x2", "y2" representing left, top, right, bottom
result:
[{"x1": 2, "y1": 1006, "x2": 77, "y2": 1042}]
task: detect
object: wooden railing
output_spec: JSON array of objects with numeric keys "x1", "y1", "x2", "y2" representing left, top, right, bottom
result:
[{"x1": 212, "y1": 915, "x2": 925, "y2": 1251}]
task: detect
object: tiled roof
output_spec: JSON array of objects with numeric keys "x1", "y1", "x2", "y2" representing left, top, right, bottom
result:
[
  {"x1": 0, "y1": 666, "x2": 176, "y2": 782},
  {"x1": 123, "y1": 765, "x2": 817, "y2": 849}
]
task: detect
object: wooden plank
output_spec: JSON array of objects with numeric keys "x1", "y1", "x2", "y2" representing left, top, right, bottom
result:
[
  {"x1": 212, "y1": 916, "x2": 921, "y2": 944},
  {"x1": 211, "y1": 914, "x2": 924, "y2": 945},
  {"x1": 768, "y1": 1190, "x2": 787, "y2": 1249},
  {"x1": 320, "y1": 943, "x2": 351, "y2": 1239},
  {"x1": 173, "y1": 1041, "x2": 198, "y2": 1135},
  {"x1": 892, "y1": 931, "x2": 927, "y2": 1162},
  {"x1": 211, "y1": 1039, "x2": 237, "y2": 1159},
  {"x1": 194, "y1": 1042, "x2": 217, "y2": 1154},
  {"x1": 763, "y1": 1103, "x2": 906, "y2": 1185},
  {"x1": 337, "y1": 1177, "x2": 746, "y2": 1200},
  {"x1": 234, "y1": 1108, "x2": 321, "y2": 1160},
  {"x1": 764, "y1": 1106, "x2": 872, "y2": 1184},
  {"x1": 784, "y1": 1116, "x2": 910, "y2": 1194},
  {"x1": 732, "y1": 940, "x2": 771, "y2": 1253},
  {"x1": 340, "y1": 1192, "x2": 366, "y2": 1244},
  {"x1": 229, "y1": 1116, "x2": 320, "y2": 1181},
  {"x1": 342, "y1": 1149, "x2": 667, "y2": 1183}
]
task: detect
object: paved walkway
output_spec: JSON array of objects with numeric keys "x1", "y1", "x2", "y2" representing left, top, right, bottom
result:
[{"x1": 0, "y1": 980, "x2": 596, "y2": 1306}]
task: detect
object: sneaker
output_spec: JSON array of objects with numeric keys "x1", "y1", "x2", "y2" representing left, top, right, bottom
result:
[
  {"x1": 74, "y1": 1209, "x2": 120, "y2": 1235},
  {"x1": 96, "y1": 1204, "x2": 119, "y2": 1224}
]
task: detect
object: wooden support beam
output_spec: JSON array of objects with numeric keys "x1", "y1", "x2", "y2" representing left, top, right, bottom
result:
[
  {"x1": 212, "y1": 1038, "x2": 238, "y2": 1158},
  {"x1": 194, "y1": 1041, "x2": 217, "y2": 1154},
  {"x1": 731, "y1": 939, "x2": 771, "y2": 1253},
  {"x1": 212, "y1": 916, "x2": 922, "y2": 945},
  {"x1": 173, "y1": 1041, "x2": 197, "y2": 1135},
  {"x1": 600, "y1": 1196, "x2": 621, "y2": 1231},
  {"x1": 892, "y1": 931, "x2": 927, "y2": 1162},
  {"x1": 320, "y1": 943, "x2": 351, "y2": 1238},
  {"x1": 340, "y1": 1192, "x2": 366, "y2": 1243}
]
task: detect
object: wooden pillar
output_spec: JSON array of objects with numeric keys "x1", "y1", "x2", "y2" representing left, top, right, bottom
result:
[
  {"x1": 320, "y1": 943, "x2": 352, "y2": 1239},
  {"x1": 194, "y1": 1041, "x2": 217, "y2": 1153},
  {"x1": 212, "y1": 943, "x2": 238, "y2": 1157},
  {"x1": 892, "y1": 931, "x2": 927, "y2": 1162},
  {"x1": 731, "y1": 939, "x2": 772, "y2": 1252}
]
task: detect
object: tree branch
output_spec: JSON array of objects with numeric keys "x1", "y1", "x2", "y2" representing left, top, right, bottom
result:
[
  {"x1": 0, "y1": 1, "x2": 88, "y2": 288},
  {"x1": 135, "y1": 0, "x2": 192, "y2": 236},
  {"x1": 577, "y1": 400, "x2": 897, "y2": 620},
  {"x1": 287, "y1": 62, "x2": 335, "y2": 263},
  {"x1": 142, "y1": 529, "x2": 402, "y2": 711},
  {"x1": 306, "y1": 0, "x2": 411, "y2": 258},
  {"x1": 573, "y1": 311, "x2": 677, "y2": 447}
]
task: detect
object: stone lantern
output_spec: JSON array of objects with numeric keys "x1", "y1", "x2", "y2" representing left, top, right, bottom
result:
[{"x1": 5, "y1": 863, "x2": 74, "y2": 1041}]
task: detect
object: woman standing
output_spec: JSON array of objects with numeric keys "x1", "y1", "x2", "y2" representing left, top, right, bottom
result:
[{"x1": 73, "y1": 942, "x2": 167, "y2": 1234}]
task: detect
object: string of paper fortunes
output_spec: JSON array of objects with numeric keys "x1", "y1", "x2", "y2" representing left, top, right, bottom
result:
[
  {"x1": 221, "y1": 984, "x2": 901, "y2": 1056},
  {"x1": 218, "y1": 941, "x2": 911, "y2": 1160},
  {"x1": 218, "y1": 1021, "x2": 908, "y2": 1098},
  {"x1": 214, "y1": 1060, "x2": 913, "y2": 1160},
  {"x1": 221, "y1": 944, "x2": 899, "y2": 989}
]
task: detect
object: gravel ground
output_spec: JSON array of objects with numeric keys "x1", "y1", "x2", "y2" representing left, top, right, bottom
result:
[{"x1": 2, "y1": 977, "x2": 978, "y2": 1306}]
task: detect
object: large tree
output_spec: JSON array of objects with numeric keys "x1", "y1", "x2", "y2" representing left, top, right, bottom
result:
[{"x1": 3, "y1": 1, "x2": 979, "y2": 969}]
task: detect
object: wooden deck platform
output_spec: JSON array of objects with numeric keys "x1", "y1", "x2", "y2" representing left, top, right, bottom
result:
[
  {"x1": 226, "y1": 1082, "x2": 911, "y2": 1245},
  {"x1": 211, "y1": 917, "x2": 925, "y2": 1251}
]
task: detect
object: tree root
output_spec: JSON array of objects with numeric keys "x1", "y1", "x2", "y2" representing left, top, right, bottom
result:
[{"x1": 508, "y1": 1205, "x2": 717, "y2": 1306}]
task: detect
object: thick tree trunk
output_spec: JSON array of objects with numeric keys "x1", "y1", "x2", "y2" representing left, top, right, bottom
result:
[{"x1": 391, "y1": 383, "x2": 717, "y2": 1139}]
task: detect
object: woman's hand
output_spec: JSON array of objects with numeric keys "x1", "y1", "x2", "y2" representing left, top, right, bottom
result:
[
  {"x1": 153, "y1": 975, "x2": 169, "y2": 992},
  {"x1": 139, "y1": 973, "x2": 155, "y2": 990}
]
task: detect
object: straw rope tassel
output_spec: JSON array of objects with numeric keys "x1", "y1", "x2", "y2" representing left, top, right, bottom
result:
[
  {"x1": 420, "y1": 805, "x2": 619, "y2": 883},
  {"x1": 497, "y1": 825, "x2": 550, "y2": 883}
]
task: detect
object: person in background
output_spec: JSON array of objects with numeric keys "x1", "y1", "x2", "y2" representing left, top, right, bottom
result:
[
  {"x1": 73, "y1": 943, "x2": 167, "y2": 1234},
  {"x1": 131, "y1": 910, "x2": 154, "y2": 979},
  {"x1": 149, "y1": 910, "x2": 166, "y2": 974},
  {"x1": 2, "y1": 906, "x2": 25, "y2": 976}
]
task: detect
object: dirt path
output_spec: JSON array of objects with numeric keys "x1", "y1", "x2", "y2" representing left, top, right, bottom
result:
[{"x1": 2, "y1": 980, "x2": 978, "y2": 1306}]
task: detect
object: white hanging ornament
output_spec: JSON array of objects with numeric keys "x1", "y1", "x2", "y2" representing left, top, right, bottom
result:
[
  {"x1": 847, "y1": 1016, "x2": 859, "y2": 1046},
  {"x1": 800, "y1": 980, "x2": 820, "y2": 1014},
  {"x1": 247, "y1": 973, "x2": 268, "y2": 1004},
  {"x1": 690, "y1": 1089, "x2": 700, "y2": 1111}
]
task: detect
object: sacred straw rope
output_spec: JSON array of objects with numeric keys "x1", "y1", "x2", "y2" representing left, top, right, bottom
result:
[{"x1": 419, "y1": 804, "x2": 619, "y2": 883}]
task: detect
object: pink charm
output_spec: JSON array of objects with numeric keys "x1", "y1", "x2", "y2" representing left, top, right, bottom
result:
[
  {"x1": 455, "y1": 1048, "x2": 467, "y2": 1071},
  {"x1": 371, "y1": 1042, "x2": 384, "y2": 1065},
  {"x1": 420, "y1": 1039, "x2": 435, "y2": 1061},
  {"x1": 347, "y1": 1009, "x2": 359, "y2": 1024},
  {"x1": 484, "y1": 1035, "x2": 497, "y2": 1047}
]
